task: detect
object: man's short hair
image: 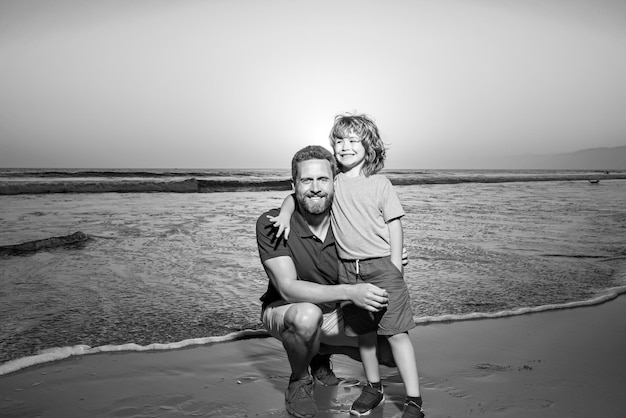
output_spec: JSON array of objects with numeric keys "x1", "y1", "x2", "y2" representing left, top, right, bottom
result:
[{"x1": 291, "y1": 145, "x2": 337, "y2": 182}]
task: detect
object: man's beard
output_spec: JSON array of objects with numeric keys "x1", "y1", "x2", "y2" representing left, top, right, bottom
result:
[{"x1": 297, "y1": 192, "x2": 333, "y2": 215}]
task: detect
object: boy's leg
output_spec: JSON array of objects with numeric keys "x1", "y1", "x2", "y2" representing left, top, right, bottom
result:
[
  {"x1": 388, "y1": 332, "x2": 420, "y2": 397},
  {"x1": 350, "y1": 332, "x2": 385, "y2": 415},
  {"x1": 318, "y1": 307, "x2": 396, "y2": 367},
  {"x1": 389, "y1": 332, "x2": 425, "y2": 417},
  {"x1": 358, "y1": 332, "x2": 380, "y2": 383}
]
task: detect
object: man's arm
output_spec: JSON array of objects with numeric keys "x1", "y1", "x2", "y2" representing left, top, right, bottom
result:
[{"x1": 262, "y1": 256, "x2": 389, "y2": 312}]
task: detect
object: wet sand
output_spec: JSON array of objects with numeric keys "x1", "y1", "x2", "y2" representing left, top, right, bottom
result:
[{"x1": 1, "y1": 295, "x2": 625, "y2": 417}]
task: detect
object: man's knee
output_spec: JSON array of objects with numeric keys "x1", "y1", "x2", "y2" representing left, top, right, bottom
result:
[{"x1": 284, "y1": 303, "x2": 323, "y2": 339}]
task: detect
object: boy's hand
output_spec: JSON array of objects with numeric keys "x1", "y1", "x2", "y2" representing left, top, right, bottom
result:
[
  {"x1": 266, "y1": 213, "x2": 291, "y2": 240},
  {"x1": 401, "y1": 246, "x2": 409, "y2": 266}
]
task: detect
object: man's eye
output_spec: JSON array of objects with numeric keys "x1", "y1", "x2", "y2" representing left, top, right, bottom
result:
[{"x1": 301, "y1": 179, "x2": 312, "y2": 184}]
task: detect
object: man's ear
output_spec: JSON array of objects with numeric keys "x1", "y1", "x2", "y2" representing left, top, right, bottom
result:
[{"x1": 291, "y1": 182, "x2": 295, "y2": 192}]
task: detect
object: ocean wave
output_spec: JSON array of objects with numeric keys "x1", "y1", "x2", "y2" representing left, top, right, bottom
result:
[
  {"x1": 3, "y1": 287, "x2": 626, "y2": 377},
  {"x1": 0, "y1": 178, "x2": 293, "y2": 195},
  {"x1": 414, "y1": 285, "x2": 626, "y2": 325},
  {"x1": 388, "y1": 173, "x2": 626, "y2": 185},
  {"x1": 0, "y1": 178, "x2": 199, "y2": 194},
  {"x1": 0, "y1": 329, "x2": 272, "y2": 376},
  {"x1": 0, "y1": 169, "x2": 283, "y2": 178},
  {"x1": 1, "y1": 173, "x2": 625, "y2": 195}
]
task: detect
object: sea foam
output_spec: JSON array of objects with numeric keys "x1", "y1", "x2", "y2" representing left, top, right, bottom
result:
[{"x1": 3, "y1": 286, "x2": 625, "y2": 377}]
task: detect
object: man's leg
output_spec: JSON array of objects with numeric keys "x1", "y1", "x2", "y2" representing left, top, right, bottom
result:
[
  {"x1": 263, "y1": 301, "x2": 325, "y2": 417},
  {"x1": 279, "y1": 302, "x2": 324, "y2": 381}
]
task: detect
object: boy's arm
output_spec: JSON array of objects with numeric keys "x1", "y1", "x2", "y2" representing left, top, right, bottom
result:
[
  {"x1": 388, "y1": 217, "x2": 404, "y2": 274},
  {"x1": 262, "y1": 256, "x2": 389, "y2": 312},
  {"x1": 266, "y1": 194, "x2": 296, "y2": 240}
]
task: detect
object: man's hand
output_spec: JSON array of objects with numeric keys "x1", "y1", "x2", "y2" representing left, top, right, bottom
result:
[
  {"x1": 350, "y1": 283, "x2": 389, "y2": 312},
  {"x1": 402, "y1": 246, "x2": 409, "y2": 266}
]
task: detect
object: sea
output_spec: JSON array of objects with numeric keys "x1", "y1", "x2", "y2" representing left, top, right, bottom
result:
[{"x1": 1, "y1": 168, "x2": 625, "y2": 375}]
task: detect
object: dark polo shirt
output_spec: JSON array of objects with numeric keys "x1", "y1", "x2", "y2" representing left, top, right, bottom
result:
[{"x1": 256, "y1": 205, "x2": 338, "y2": 310}]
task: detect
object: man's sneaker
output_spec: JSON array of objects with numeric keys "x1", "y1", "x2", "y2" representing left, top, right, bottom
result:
[
  {"x1": 285, "y1": 377, "x2": 317, "y2": 418},
  {"x1": 401, "y1": 400, "x2": 425, "y2": 418},
  {"x1": 349, "y1": 383, "x2": 385, "y2": 416},
  {"x1": 310, "y1": 354, "x2": 340, "y2": 386}
]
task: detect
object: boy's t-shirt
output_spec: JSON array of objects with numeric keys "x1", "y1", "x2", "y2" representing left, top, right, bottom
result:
[{"x1": 331, "y1": 173, "x2": 404, "y2": 260}]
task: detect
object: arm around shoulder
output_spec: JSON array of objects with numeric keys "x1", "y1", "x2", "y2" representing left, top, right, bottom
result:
[
  {"x1": 388, "y1": 217, "x2": 404, "y2": 274},
  {"x1": 266, "y1": 194, "x2": 296, "y2": 240}
]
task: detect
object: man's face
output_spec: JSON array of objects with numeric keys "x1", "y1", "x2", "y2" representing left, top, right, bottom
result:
[{"x1": 294, "y1": 159, "x2": 334, "y2": 215}]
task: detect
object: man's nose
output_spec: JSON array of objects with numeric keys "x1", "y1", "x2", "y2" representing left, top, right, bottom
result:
[{"x1": 310, "y1": 180, "x2": 321, "y2": 192}]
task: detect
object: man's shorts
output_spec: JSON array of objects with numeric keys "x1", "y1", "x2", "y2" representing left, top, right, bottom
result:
[{"x1": 261, "y1": 300, "x2": 360, "y2": 348}]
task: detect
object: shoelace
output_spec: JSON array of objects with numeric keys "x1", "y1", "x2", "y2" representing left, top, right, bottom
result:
[
  {"x1": 290, "y1": 380, "x2": 313, "y2": 400},
  {"x1": 403, "y1": 400, "x2": 425, "y2": 417}
]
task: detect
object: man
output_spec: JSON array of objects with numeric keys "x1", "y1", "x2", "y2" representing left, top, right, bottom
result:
[{"x1": 256, "y1": 145, "x2": 397, "y2": 418}]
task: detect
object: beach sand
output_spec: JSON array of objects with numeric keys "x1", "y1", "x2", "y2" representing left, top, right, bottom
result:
[{"x1": 2, "y1": 296, "x2": 625, "y2": 418}]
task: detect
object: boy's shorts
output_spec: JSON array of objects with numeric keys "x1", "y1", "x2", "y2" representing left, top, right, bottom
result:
[{"x1": 338, "y1": 256, "x2": 416, "y2": 337}]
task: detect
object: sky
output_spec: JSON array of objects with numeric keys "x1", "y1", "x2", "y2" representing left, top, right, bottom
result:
[{"x1": 1, "y1": 0, "x2": 625, "y2": 169}]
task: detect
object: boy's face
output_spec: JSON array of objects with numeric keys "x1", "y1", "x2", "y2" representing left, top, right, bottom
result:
[
  {"x1": 294, "y1": 159, "x2": 334, "y2": 215},
  {"x1": 333, "y1": 131, "x2": 366, "y2": 172}
]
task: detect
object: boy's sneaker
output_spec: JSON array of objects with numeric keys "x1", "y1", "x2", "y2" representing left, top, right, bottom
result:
[
  {"x1": 401, "y1": 400, "x2": 425, "y2": 418},
  {"x1": 285, "y1": 377, "x2": 317, "y2": 418},
  {"x1": 310, "y1": 354, "x2": 340, "y2": 386},
  {"x1": 349, "y1": 383, "x2": 385, "y2": 416}
]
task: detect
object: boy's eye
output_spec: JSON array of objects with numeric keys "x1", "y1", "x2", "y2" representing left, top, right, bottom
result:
[{"x1": 335, "y1": 138, "x2": 361, "y2": 146}]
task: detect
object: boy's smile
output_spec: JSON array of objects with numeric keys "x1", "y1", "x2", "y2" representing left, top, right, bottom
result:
[{"x1": 334, "y1": 133, "x2": 366, "y2": 174}]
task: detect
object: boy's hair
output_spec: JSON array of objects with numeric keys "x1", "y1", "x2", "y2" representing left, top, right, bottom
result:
[
  {"x1": 291, "y1": 145, "x2": 337, "y2": 182},
  {"x1": 329, "y1": 113, "x2": 387, "y2": 176}
]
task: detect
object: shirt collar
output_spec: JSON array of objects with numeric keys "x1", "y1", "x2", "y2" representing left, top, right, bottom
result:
[{"x1": 293, "y1": 203, "x2": 335, "y2": 246}]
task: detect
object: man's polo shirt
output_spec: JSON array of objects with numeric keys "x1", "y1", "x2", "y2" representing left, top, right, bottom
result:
[{"x1": 256, "y1": 205, "x2": 338, "y2": 310}]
